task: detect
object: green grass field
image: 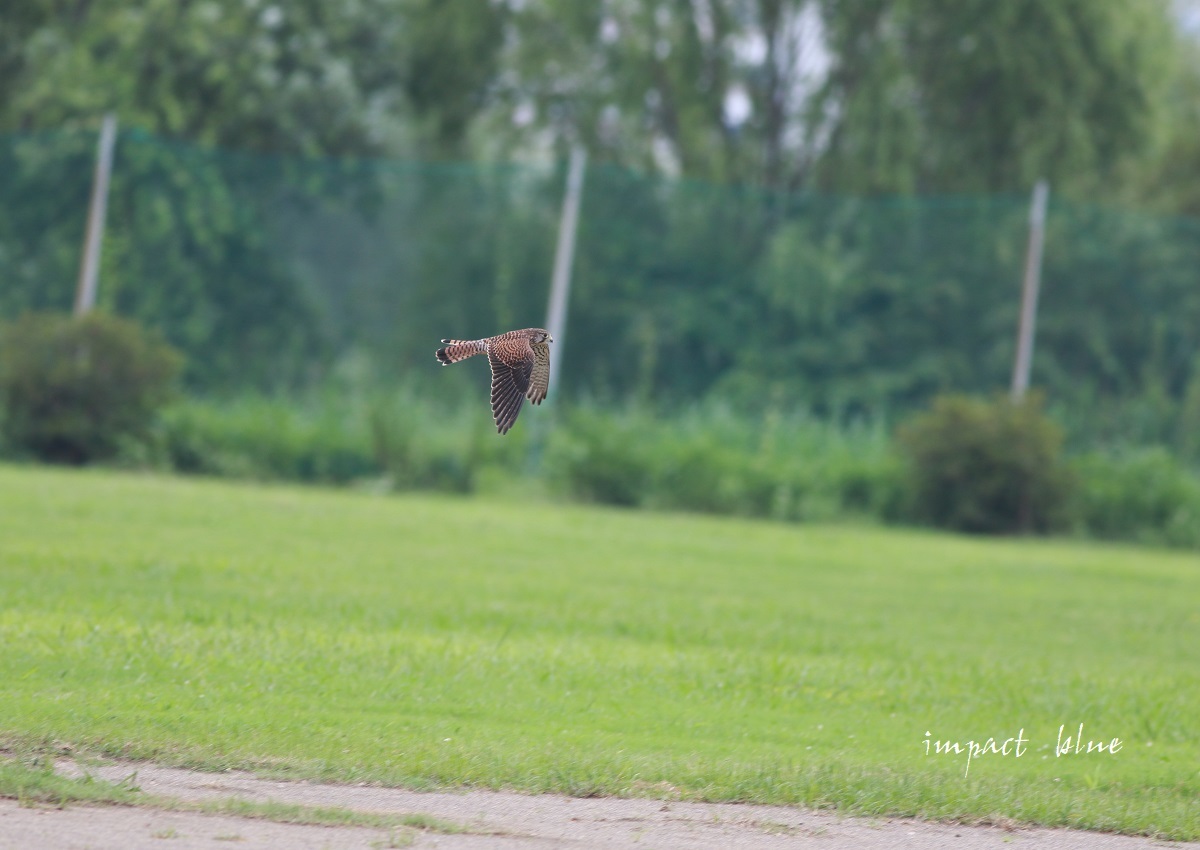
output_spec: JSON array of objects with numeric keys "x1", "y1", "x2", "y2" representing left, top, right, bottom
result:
[{"x1": 1, "y1": 464, "x2": 1197, "y2": 838}]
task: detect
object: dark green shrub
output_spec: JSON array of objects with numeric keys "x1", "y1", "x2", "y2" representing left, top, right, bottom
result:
[
  {"x1": 648, "y1": 434, "x2": 777, "y2": 516},
  {"x1": 896, "y1": 393, "x2": 1073, "y2": 534},
  {"x1": 1072, "y1": 449, "x2": 1200, "y2": 549},
  {"x1": 157, "y1": 388, "x2": 526, "y2": 491},
  {"x1": 800, "y1": 449, "x2": 909, "y2": 524},
  {"x1": 543, "y1": 411, "x2": 654, "y2": 507},
  {"x1": 367, "y1": 391, "x2": 508, "y2": 493},
  {"x1": 0, "y1": 312, "x2": 181, "y2": 464},
  {"x1": 161, "y1": 398, "x2": 378, "y2": 483},
  {"x1": 543, "y1": 403, "x2": 900, "y2": 521},
  {"x1": 1178, "y1": 360, "x2": 1200, "y2": 465}
]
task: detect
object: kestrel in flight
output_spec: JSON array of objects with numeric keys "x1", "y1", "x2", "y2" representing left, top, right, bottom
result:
[{"x1": 435, "y1": 328, "x2": 553, "y2": 434}]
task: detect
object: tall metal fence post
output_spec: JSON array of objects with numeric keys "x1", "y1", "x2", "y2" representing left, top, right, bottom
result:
[
  {"x1": 1011, "y1": 179, "x2": 1049, "y2": 402},
  {"x1": 74, "y1": 113, "x2": 118, "y2": 316},
  {"x1": 544, "y1": 145, "x2": 587, "y2": 394}
]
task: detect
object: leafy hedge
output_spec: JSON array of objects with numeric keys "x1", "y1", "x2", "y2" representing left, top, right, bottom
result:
[
  {"x1": 1071, "y1": 448, "x2": 1200, "y2": 549},
  {"x1": 142, "y1": 394, "x2": 1200, "y2": 550},
  {"x1": 152, "y1": 388, "x2": 528, "y2": 494},
  {"x1": 541, "y1": 405, "x2": 904, "y2": 523},
  {"x1": 2, "y1": 385, "x2": 1195, "y2": 550}
]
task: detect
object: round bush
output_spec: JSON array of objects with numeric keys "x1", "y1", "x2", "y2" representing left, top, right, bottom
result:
[
  {"x1": 0, "y1": 311, "x2": 182, "y2": 464},
  {"x1": 896, "y1": 393, "x2": 1073, "y2": 534}
]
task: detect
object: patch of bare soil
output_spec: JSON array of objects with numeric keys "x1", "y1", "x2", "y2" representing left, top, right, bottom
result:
[{"x1": 0, "y1": 759, "x2": 1191, "y2": 850}]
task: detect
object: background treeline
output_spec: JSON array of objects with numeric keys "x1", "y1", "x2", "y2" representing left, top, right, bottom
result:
[
  {"x1": 4, "y1": 0, "x2": 1200, "y2": 207},
  {"x1": 2, "y1": 128, "x2": 1199, "y2": 453}
]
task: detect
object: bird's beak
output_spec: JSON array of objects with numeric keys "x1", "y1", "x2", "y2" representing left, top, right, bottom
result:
[{"x1": 548, "y1": 334, "x2": 555, "y2": 343}]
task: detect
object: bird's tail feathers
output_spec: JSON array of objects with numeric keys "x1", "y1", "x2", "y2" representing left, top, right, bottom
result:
[{"x1": 435, "y1": 339, "x2": 487, "y2": 365}]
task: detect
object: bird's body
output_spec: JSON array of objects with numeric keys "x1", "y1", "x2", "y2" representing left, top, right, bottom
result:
[{"x1": 435, "y1": 328, "x2": 553, "y2": 434}]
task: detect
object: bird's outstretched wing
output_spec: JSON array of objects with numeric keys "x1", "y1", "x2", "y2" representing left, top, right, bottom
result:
[{"x1": 488, "y1": 340, "x2": 534, "y2": 434}]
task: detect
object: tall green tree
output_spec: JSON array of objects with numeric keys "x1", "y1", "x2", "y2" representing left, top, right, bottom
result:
[
  {"x1": 500, "y1": 0, "x2": 1185, "y2": 201},
  {"x1": 0, "y1": 0, "x2": 505, "y2": 158},
  {"x1": 1135, "y1": 34, "x2": 1200, "y2": 216},
  {"x1": 812, "y1": 0, "x2": 1180, "y2": 197},
  {"x1": 402, "y1": 0, "x2": 507, "y2": 157},
  {"x1": 497, "y1": 0, "x2": 825, "y2": 188}
]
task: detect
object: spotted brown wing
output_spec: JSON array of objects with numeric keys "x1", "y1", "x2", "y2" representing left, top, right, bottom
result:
[{"x1": 488, "y1": 340, "x2": 534, "y2": 434}]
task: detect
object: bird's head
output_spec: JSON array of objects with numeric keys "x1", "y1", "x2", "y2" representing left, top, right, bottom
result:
[{"x1": 532, "y1": 329, "x2": 553, "y2": 344}]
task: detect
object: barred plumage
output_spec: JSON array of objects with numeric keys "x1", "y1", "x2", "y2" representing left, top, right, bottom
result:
[{"x1": 435, "y1": 328, "x2": 553, "y2": 434}]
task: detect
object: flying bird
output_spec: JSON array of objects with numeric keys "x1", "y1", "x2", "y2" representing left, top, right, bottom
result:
[{"x1": 435, "y1": 328, "x2": 553, "y2": 434}]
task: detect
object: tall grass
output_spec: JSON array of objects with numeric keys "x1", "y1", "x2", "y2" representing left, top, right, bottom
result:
[
  {"x1": 149, "y1": 394, "x2": 904, "y2": 520},
  {"x1": 153, "y1": 388, "x2": 526, "y2": 492},
  {"x1": 541, "y1": 403, "x2": 904, "y2": 522},
  {"x1": 97, "y1": 390, "x2": 1200, "y2": 550},
  {"x1": 1071, "y1": 448, "x2": 1200, "y2": 548},
  {"x1": 158, "y1": 396, "x2": 378, "y2": 483}
]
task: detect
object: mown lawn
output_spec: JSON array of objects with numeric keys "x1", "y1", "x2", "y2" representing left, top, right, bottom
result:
[{"x1": 0, "y1": 464, "x2": 1196, "y2": 838}]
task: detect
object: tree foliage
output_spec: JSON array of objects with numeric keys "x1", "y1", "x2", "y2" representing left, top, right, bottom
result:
[
  {"x1": 499, "y1": 0, "x2": 834, "y2": 188},
  {"x1": 0, "y1": 0, "x2": 505, "y2": 158},
  {"x1": 2, "y1": 0, "x2": 1195, "y2": 201},
  {"x1": 813, "y1": 0, "x2": 1180, "y2": 197},
  {"x1": 495, "y1": 0, "x2": 1190, "y2": 201}
]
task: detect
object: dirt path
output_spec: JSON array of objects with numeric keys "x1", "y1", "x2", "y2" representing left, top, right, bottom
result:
[{"x1": 0, "y1": 760, "x2": 1192, "y2": 850}]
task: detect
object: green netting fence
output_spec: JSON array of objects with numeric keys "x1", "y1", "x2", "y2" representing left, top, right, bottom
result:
[{"x1": 1, "y1": 128, "x2": 1198, "y2": 443}]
